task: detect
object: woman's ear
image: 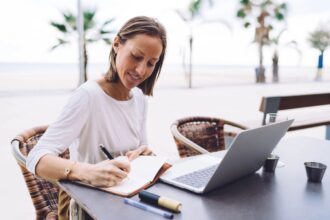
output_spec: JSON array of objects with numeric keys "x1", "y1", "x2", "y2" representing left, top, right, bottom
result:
[{"x1": 113, "y1": 36, "x2": 120, "y2": 53}]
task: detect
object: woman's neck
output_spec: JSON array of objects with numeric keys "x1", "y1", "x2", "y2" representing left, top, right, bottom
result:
[{"x1": 97, "y1": 78, "x2": 131, "y2": 101}]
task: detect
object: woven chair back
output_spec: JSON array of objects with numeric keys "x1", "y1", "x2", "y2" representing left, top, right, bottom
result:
[
  {"x1": 175, "y1": 117, "x2": 226, "y2": 157},
  {"x1": 11, "y1": 126, "x2": 69, "y2": 220},
  {"x1": 172, "y1": 116, "x2": 248, "y2": 158}
]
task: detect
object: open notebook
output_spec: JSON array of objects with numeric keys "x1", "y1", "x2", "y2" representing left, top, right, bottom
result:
[{"x1": 75, "y1": 156, "x2": 171, "y2": 197}]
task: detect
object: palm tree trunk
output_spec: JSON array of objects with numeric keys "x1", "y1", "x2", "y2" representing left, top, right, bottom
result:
[
  {"x1": 83, "y1": 43, "x2": 88, "y2": 82},
  {"x1": 272, "y1": 51, "x2": 279, "y2": 83},
  {"x1": 77, "y1": 0, "x2": 85, "y2": 87},
  {"x1": 256, "y1": 42, "x2": 265, "y2": 83},
  {"x1": 188, "y1": 35, "x2": 193, "y2": 88}
]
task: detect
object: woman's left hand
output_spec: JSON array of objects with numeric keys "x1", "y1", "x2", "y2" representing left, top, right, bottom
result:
[{"x1": 125, "y1": 145, "x2": 153, "y2": 161}]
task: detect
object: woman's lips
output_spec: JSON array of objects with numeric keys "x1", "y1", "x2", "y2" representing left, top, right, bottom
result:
[{"x1": 127, "y1": 72, "x2": 141, "y2": 82}]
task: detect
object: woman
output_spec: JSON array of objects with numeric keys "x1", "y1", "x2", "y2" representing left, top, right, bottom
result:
[{"x1": 27, "y1": 16, "x2": 167, "y2": 219}]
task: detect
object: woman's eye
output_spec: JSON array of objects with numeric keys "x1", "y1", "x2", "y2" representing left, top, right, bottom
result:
[
  {"x1": 148, "y1": 62, "x2": 156, "y2": 67},
  {"x1": 131, "y1": 53, "x2": 156, "y2": 67},
  {"x1": 131, "y1": 54, "x2": 142, "y2": 61}
]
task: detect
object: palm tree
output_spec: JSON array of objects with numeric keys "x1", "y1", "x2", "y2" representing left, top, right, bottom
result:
[
  {"x1": 176, "y1": 0, "x2": 209, "y2": 89},
  {"x1": 270, "y1": 28, "x2": 301, "y2": 82},
  {"x1": 237, "y1": 0, "x2": 287, "y2": 83},
  {"x1": 307, "y1": 26, "x2": 330, "y2": 81},
  {"x1": 50, "y1": 8, "x2": 115, "y2": 83},
  {"x1": 176, "y1": 0, "x2": 230, "y2": 88}
]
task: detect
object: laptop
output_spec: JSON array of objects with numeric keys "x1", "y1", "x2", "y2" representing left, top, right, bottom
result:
[{"x1": 161, "y1": 119, "x2": 294, "y2": 193}]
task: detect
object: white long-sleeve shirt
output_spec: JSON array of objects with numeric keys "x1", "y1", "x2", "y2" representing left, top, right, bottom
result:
[{"x1": 27, "y1": 80, "x2": 148, "y2": 174}]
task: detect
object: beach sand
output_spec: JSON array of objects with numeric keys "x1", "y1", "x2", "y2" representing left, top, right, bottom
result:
[{"x1": 1, "y1": 64, "x2": 330, "y2": 219}]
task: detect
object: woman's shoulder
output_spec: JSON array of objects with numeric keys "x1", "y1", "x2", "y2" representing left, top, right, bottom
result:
[
  {"x1": 77, "y1": 80, "x2": 103, "y2": 97},
  {"x1": 66, "y1": 80, "x2": 101, "y2": 105},
  {"x1": 132, "y1": 88, "x2": 147, "y2": 101},
  {"x1": 80, "y1": 80, "x2": 99, "y2": 91}
]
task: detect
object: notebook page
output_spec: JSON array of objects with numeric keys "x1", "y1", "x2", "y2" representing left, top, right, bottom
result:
[{"x1": 103, "y1": 156, "x2": 166, "y2": 194}]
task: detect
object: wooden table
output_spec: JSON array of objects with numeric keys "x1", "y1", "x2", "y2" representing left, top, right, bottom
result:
[{"x1": 59, "y1": 137, "x2": 330, "y2": 220}]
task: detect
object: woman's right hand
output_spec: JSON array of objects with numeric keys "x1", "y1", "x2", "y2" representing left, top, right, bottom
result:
[{"x1": 80, "y1": 156, "x2": 130, "y2": 187}]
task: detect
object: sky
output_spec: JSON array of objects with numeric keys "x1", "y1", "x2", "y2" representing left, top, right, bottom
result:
[{"x1": 0, "y1": 0, "x2": 330, "y2": 67}]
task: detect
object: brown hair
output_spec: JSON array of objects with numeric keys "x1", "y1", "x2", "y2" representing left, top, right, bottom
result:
[{"x1": 105, "y1": 16, "x2": 167, "y2": 96}]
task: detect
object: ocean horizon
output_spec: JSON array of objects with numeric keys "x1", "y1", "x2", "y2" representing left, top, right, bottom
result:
[
  {"x1": 0, "y1": 62, "x2": 329, "y2": 93},
  {"x1": 0, "y1": 61, "x2": 323, "y2": 74}
]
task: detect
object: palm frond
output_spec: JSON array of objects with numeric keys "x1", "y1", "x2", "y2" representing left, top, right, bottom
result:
[
  {"x1": 83, "y1": 8, "x2": 96, "y2": 22},
  {"x1": 101, "y1": 18, "x2": 115, "y2": 28},
  {"x1": 50, "y1": 22, "x2": 67, "y2": 33},
  {"x1": 269, "y1": 38, "x2": 277, "y2": 45},
  {"x1": 271, "y1": 28, "x2": 287, "y2": 44},
  {"x1": 86, "y1": 38, "x2": 99, "y2": 43},
  {"x1": 62, "y1": 11, "x2": 76, "y2": 30},
  {"x1": 237, "y1": 9, "x2": 246, "y2": 18},
  {"x1": 189, "y1": 0, "x2": 202, "y2": 18},
  {"x1": 279, "y1": 3, "x2": 287, "y2": 10},
  {"x1": 260, "y1": 1, "x2": 269, "y2": 9},
  {"x1": 102, "y1": 38, "x2": 112, "y2": 45},
  {"x1": 83, "y1": 8, "x2": 97, "y2": 31},
  {"x1": 175, "y1": 9, "x2": 189, "y2": 22},
  {"x1": 244, "y1": 22, "x2": 250, "y2": 28},
  {"x1": 240, "y1": 0, "x2": 250, "y2": 6},
  {"x1": 274, "y1": 11, "x2": 284, "y2": 21},
  {"x1": 286, "y1": 40, "x2": 303, "y2": 63},
  {"x1": 99, "y1": 29, "x2": 115, "y2": 35},
  {"x1": 50, "y1": 7, "x2": 116, "y2": 66},
  {"x1": 84, "y1": 21, "x2": 96, "y2": 31},
  {"x1": 50, "y1": 38, "x2": 69, "y2": 51}
]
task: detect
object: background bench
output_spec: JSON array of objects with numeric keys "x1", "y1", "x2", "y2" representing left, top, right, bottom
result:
[{"x1": 247, "y1": 93, "x2": 330, "y2": 140}]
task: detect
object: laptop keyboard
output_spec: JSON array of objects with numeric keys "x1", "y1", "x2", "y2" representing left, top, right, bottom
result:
[{"x1": 173, "y1": 164, "x2": 218, "y2": 188}]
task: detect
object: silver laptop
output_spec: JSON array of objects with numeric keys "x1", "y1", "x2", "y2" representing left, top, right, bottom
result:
[{"x1": 161, "y1": 119, "x2": 294, "y2": 193}]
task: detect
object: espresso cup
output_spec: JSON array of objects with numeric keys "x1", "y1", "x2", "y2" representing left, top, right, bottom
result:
[
  {"x1": 304, "y1": 162, "x2": 327, "y2": 182},
  {"x1": 263, "y1": 154, "x2": 279, "y2": 173}
]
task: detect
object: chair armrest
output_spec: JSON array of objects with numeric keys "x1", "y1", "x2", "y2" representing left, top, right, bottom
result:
[
  {"x1": 171, "y1": 124, "x2": 210, "y2": 154},
  {"x1": 11, "y1": 139, "x2": 26, "y2": 167}
]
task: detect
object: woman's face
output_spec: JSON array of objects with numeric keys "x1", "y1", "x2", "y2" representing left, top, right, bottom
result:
[{"x1": 114, "y1": 34, "x2": 163, "y2": 90}]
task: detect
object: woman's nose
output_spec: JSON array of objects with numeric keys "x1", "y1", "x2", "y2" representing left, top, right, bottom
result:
[{"x1": 136, "y1": 62, "x2": 146, "y2": 75}]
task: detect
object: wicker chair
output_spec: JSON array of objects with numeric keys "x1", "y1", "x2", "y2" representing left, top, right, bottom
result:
[
  {"x1": 11, "y1": 125, "x2": 70, "y2": 220},
  {"x1": 171, "y1": 116, "x2": 248, "y2": 158}
]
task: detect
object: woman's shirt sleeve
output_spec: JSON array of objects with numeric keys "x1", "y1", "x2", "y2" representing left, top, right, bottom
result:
[{"x1": 26, "y1": 88, "x2": 90, "y2": 174}]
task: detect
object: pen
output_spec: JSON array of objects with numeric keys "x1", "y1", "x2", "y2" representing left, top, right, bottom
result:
[
  {"x1": 99, "y1": 145, "x2": 130, "y2": 179},
  {"x1": 124, "y1": 198, "x2": 174, "y2": 219},
  {"x1": 139, "y1": 191, "x2": 182, "y2": 213},
  {"x1": 99, "y1": 144, "x2": 113, "y2": 160}
]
